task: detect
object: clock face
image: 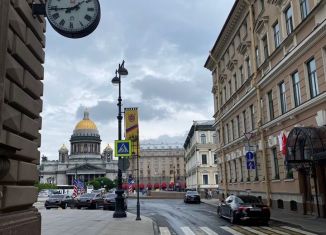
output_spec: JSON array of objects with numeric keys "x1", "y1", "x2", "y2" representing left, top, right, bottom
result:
[{"x1": 46, "y1": 0, "x2": 101, "y2": 38}]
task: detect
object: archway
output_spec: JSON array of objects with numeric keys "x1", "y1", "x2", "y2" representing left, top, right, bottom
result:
[{"x1": 286, "y1": 127, "x2": 326, "y2": 217}]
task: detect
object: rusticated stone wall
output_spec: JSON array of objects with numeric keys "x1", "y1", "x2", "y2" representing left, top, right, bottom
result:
[{"x1": 0, "y1": 0, "x2": 45, "y2": 234}]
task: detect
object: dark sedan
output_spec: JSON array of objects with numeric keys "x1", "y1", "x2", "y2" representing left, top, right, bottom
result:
[
  {"x1": 184, "y1": 191, "x2": 201, "y2": 203},
  {"x1": 45, "y1": 194, "x2": 75, "y2": 209},
  {"x1": 76, "y1": 193, "x2": 104, "y2": 209},
  {"x1": 103, "y1": 193, "x2": 127, "y2": 210},
  {"x1": 217, "y1": 195, "x2": 270, "y2": 224}
]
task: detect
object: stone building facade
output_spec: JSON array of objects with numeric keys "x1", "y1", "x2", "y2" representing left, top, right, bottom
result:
[
  {"x1": 128, "y1": 144, "x2": 186, "y2": 189},
  {"x1": 184, "y1": 120, "x2": 218, "y2": 193},
  {"x1": 0, "y1": 0, "x2": 45, "y2": 233},
  {"x1": 39, "y1": 110, "x2": 118, "y2": 185},
  {"x1": 205, "y1": 0, "x2": 326, "y2": 217}
]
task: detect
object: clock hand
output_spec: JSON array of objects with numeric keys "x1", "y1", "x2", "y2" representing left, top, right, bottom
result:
[
  {"x1": 65, "y1": 1, "x2": 85, "y2": 13},
  {"x1": 49, "y1": 6, "x2": 71, "y2": 11}
]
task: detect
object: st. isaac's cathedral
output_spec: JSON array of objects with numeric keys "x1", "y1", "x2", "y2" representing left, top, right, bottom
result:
[{"x1": 39, "y1": 110, "x2": 118, "y2": 185}]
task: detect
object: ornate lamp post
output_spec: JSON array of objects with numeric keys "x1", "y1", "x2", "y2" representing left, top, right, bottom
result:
[{"x1": 112, "y1": 60, "x2": 128, "y2": 218}]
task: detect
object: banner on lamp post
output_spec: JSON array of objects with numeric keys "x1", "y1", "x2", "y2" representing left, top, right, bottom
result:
[{"x1": 124, "y1": 107, "x2": 140, "y2": 157}]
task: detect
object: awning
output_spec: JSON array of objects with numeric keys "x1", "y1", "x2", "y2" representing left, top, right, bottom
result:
[{"x1": 285, "y1": 127, "x2": 326, "y2": 166}]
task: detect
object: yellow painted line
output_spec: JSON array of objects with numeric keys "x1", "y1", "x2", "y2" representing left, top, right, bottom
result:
[
  {"x1": 261, "y1": 226, "x2": 290, "y2": 235},
  {"x1": 240, "y1": 226, "x2": 268, "y2": 235},
  {"x1": 220, "y1": 226, "x2": 244, "y2": 235},
  {"x1": 200, "y1": 227, "x2": 219, "y2": 235},
  {"x1": 281, "y1": 226, "x2": 317, "y2": 235}
]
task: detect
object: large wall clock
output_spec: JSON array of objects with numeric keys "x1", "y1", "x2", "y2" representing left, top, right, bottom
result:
[{"x1": 45, "y1": 0, "x2": 101, "y2": 39}]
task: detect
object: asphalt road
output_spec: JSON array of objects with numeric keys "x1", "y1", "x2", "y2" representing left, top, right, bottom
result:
[{"x1": 127, "y1": 199, "x2": 318, "y2": 235}]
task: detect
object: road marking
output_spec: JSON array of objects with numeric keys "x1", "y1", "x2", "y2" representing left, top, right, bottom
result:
[
  {"x1": 181, "y1": 227, "x2": 196, "y2": 235},
  {"x1": 261, "y1": 226, "x2": 290, "y2": 235},
  {"x1": 159, "y1": 227, "x2": 171, "y2": 235},
  {"x1": 281, "y1": 226, "x2": 317, "y2": 235},
  {"x1": 200, "y1": 227, "x2": 219, "y2": 235},
  {"x1": 220, "y1": 226, "x2": 244, "y2": 235},
  {"x1": 240, "y1": 226, "x2": 268, "y2": 235}
]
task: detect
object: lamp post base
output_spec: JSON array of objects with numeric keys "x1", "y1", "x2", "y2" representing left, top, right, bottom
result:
[{"x1": 113, "y1": 189, "x2": 126, "y2": 218}]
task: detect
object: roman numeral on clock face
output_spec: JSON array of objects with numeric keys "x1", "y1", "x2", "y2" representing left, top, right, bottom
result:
[
  {"x1": 85, "y1": 15, "x2": 92, "y2": 21},
  {"x1": 53, "y1": 13, "x2": 60, "y2": 20}
]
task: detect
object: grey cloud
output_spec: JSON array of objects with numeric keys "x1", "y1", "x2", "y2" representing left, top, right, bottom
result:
[{"x1": 76, "y1": 100, "x2": 171, "y2": 124}]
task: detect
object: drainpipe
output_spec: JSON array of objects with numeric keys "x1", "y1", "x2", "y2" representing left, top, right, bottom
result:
[{"x1": 244, "y1": 0, "x2": 271, "y2": 206}]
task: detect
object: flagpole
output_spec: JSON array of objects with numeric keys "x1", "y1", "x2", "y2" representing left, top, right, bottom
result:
[{"x1": 136, "y1": 138, "x2": 141, "y2": 221}]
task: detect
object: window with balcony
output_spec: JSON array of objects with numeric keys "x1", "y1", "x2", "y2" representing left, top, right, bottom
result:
[
  {"x1": 233, "y1": 73, "x2": 237, "y2": 91},
  {"x1": 292, "y1": 71, "x2": 301, "y2": 107},
  {"x1": 237, "y1": 115, "x2": 240, "y2": 138},
  {"x1": 223, "y1": 86, "x2": 227, "y2": 103},
  {"x1": 300, "y1": 0, "x2": 309, "y2": 20},
  {"x1": 226, "y1": 123, "x2": 230, "y2": 143},
  {"x1": 202, "y1": 154, "x2": 207, "y2": 165},
  {"x1": 273, "y1": 21, "x2": 281, "y2": 48},
  {"x1": 231, "y1": 120, "x2": 234, "y2": 141},
  {"x1": 228, "y1": 80, "x2": 232, "y2": 97},
  {"x1": 267, "y1": 90, "x2": 274, "y2": 120},
  {"x1": 262, "y1": 34, "x2": 269, "y2": 61},
  {"x1": 279, "y1": 81, "x2": 287, "y2": 114},
  {"x1": 246, "y1": 57, "x2": 251, "y2": 78},
  {"x1": 239, "y1": 66, "x2": 244, "y2": 85},
  {"x1": 255, "y1": 46, "x2": 260, "y2": 67},
  {"x1": 284, "y1": 6, "x2": 294, "y2": 35},
  {"x1": 200, "y1": 133, "x2": 206, "y2": 144},
  {"x1": 214, "y1": 154, "x2": 217, "y2": 164},
  {"x1": 215, "y1": 174, "x2": 219, "y2": 184},
  {"x1": 307, "y1": 58, "x2": 319, "y2": 98},
  {"x1": 203, "y1": 175, "x2": 208, "y2": 185},
  {"x1": 243, "y1": 110, "x2": 247, "y2": 133},
  {"x1": 250, "y1": 105, "x2": 255, "y2": 130},
  {"x1": 272, "y1": 147, "x2": 280, "y2": 179}
]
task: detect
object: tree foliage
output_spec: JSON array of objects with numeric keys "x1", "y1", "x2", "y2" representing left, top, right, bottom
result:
[
  {"x1": 88, "y1": 177, "x2": 116, "y2": 190},
  {"x1": 35, "y1": 182, "x2": 58, "y2": 192}
]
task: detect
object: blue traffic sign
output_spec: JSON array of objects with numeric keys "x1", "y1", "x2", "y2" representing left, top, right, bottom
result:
[
  {"x1": 246, "y1": 161, "x2": 256, "y2": 170},
  {"x1": 114, "y1": 140, "x2": 132, "y2": 157},
  {"x1": 246, "y1": 151, "x2": 254, "y2": 161}
]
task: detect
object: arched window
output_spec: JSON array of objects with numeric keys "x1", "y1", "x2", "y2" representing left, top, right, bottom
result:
[
  {"x1": 277, "y1": 199, "x2": 284, "y2": 209},
  {"x1": 200, "y1": 133, "x2": 206, "y2": 144},
  {"x1": 290, "y1": 200, "x2": 297, "y2": 211}
]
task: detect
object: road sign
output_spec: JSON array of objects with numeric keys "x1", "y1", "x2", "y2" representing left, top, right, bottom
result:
[
  {"x1": 246, "y1": 151, "x2": 254, "y2": 161},
  {"x1": 246, "y1": 161, "x2": 256, "y2": 170},
  {"x1": 118, "y1": 158, "x2": 130, "y2": 171},
  {"x1": 114, "y1": 140, "x2": 132, "y2": 157}
]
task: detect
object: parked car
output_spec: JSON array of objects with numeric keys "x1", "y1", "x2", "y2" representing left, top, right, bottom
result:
[
  {"x1": 103, "y1": 193, "x2": 127, "y2": 210},
  {"x1": 75, "y1": 193, "x2": 104, "y2": 209},
  {"x1": 184, "y1": 191, "x2": 201, "y2": 203},
  {"x1": 44, "y1": 194, "x2": 75, "y2": 209},
  {"x1": 217, "y1": 195, "x2": 270, "y2": 224}
]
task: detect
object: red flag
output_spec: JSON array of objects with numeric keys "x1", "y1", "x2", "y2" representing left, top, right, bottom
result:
[{"x1": 281, "y1": 133, "x2": 287, "y2": 155}]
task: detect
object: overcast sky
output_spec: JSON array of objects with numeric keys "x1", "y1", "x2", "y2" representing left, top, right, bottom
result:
[{"x1": 41, "y1": 0, "x2": 235, "y2": 160}]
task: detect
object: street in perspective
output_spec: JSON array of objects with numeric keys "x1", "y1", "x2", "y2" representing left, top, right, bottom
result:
[{"x1": 1, "y1": 0, "x2": 326, "y2": 235}]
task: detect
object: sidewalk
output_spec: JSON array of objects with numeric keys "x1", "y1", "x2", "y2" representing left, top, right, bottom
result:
[{"x1": 201, "y1": 199, "x2": 326, "y2": 235}]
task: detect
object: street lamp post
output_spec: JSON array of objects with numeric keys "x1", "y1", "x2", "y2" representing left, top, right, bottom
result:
[{"x1": 112, "y1": 60, "x2": 128, "y2": 218}]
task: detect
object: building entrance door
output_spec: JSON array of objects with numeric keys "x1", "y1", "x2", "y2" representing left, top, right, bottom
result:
[{"x1": 301, "y1": 169, "x2": 314, "y2": 215}]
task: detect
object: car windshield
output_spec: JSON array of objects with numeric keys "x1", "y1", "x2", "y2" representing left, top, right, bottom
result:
[
  {"x1": 80, "y1": 193, "x2": 96, "y2": 198},
  {"x1": 186, "y1": 191, "x2": 199, "y2": 195},
  {"x1": 104, "y1": 194, "x2": 116, "y2": 199},
  {"x1": 49, "y1": 195, "x2": 65, "y2": 199},
  {"x1": 238, "y1": 196, "x2": 261, "y2": 204}
]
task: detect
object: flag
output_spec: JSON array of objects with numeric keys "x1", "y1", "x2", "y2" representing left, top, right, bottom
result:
[
  {"x1": 281, "y1": 133, "x2": 287, "y2": 155},
  {"x1": 72, "y1": 179, "x2": 85, "y2": 198},
  {"x1": 124, "y1": 107, "x2": 139, "y2": 156}
]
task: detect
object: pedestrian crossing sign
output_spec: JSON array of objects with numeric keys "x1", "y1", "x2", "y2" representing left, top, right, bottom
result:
[{"x1": 114, "y1": 140, "x2": 132, "y2": 157}]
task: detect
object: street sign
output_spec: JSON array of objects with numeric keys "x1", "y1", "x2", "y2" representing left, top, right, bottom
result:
[
  {"x1": 114, "y1": 140, "x2": 132, "y2": 157},
  {"x1": 246, "y1": 161, "x2": 256, "y2": 170},
  {"x1": 246, "y1": 151, "x2": 254, "y2": 161},
  {"x1": 118, "y1": 158, "x2": 130, "y2": 171}
]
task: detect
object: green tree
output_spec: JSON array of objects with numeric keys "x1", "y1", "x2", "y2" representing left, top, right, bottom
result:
[
  {"x1": 88, "y1": 180, "x2": 101, "y2": 190},
  {"x1": 34, "y1": 182, "x2": 58, "y2": 192}
]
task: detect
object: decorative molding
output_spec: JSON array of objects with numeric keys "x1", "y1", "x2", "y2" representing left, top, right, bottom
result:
[
  {"x1": 237, "y1": 41, "x2": 251, "y2": 55},
  {"x1": 255, "y1": 16, "x2": 269, "y2": 34},
  {"x1": 219, "y1": 73, "x2": 227, "y2": 82},
  {"x1": 227, "y1": 59, "x2": 238, "y2": 71}
]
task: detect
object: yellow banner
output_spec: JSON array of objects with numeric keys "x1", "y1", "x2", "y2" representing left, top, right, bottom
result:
[{"x1": 124, "y1": 107, "x2": 139, "y2": 156}]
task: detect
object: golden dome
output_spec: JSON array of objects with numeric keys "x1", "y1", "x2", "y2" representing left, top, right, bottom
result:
[{"x1": 74, "y1": 109, "x2": 98, "y2": 130}]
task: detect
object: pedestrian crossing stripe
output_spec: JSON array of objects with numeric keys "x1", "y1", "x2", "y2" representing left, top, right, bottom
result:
[
  {"x1": 114, "y1": 140, "x2": 132, "y2": 157},
  {"x1": 158, "y1": 225, "x2": 318, "y2": 235}
]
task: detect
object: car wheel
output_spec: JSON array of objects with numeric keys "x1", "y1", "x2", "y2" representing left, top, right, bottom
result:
[
  {"x1": 262, "y1": 220, "x2": 269, "y2": 226},
  {"x1": 230, "y1": 211, "x2": 238, "y2": 224},
  {"x1": 46, "y1": 207, "x2": 50, "y2": 210},
  {"x1": 217, "y1": 207, "x2": 222, "y2": 218},
  {"x1": 95, "y1": 202, "x2": 98, "y2": 209},
  {"x1": 62, "y1": 203, "x2": 68, "y2": 209},
  {"x1": 77, "y1": 206, "x2": 81, "y2": 209}
]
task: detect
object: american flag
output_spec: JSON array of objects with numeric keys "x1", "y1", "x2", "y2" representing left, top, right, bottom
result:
[
  {"x1": 72, "y1": 179, "x2": 85, "y2": 198},
  {"x1": 128, "y1": 179, "x2": 135, "y2": 193}
]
